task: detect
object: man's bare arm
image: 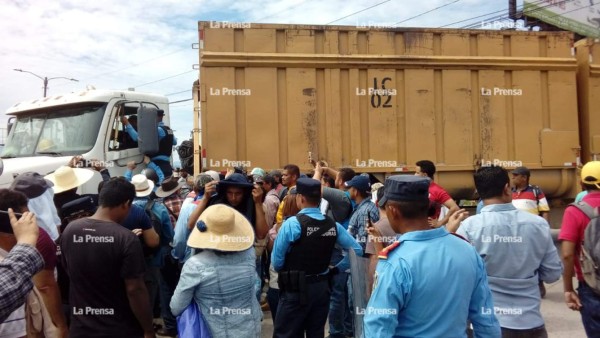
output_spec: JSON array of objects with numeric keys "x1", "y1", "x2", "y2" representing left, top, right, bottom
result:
[
  {"x1": 435, "y1": 199, "x2": 459, "y2": 227},
  {"x1": 561, "y1": 240, "x2": 582, "y2": 311},
  {"x1": 125, "y1": 277, "x2": 155, "y2": 337}
]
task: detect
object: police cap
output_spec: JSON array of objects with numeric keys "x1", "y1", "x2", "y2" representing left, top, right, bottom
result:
[
  {"x1": 296, "y1": 177, "x2": 321, "y2": 198},
  {"x1": 378, "y1": 175, "x2": 430, "y2": 207}
]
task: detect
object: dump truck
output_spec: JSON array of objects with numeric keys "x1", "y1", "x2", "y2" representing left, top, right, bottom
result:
[
  {"x1": 195, "y1": 22, "x2": 600, "y2": 206},
  {"x1": 0, "y1": 89, "x2": 171, "y2": 193}
]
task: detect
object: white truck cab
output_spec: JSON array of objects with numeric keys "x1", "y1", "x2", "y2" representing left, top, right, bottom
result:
[{"x1": 0, "y1": 89, "x2": 170, "y2": 194}]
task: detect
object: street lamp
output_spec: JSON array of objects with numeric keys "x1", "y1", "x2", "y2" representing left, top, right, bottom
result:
[{"x1": 13, "y1": 68, "x2": 79, "y2": 97}]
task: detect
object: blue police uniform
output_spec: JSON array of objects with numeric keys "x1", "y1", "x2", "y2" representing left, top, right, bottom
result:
[
  {"x1": 271, "y1": 178, "x2": 363, "y2": 338},
  {"x1": 363, "y1": 175, "x2": 501, "y2": 338}
]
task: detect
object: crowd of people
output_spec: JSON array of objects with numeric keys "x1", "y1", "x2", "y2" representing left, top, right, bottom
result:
[{"x1": 1, "y1": 156, "x2": 600, "y2": 338}]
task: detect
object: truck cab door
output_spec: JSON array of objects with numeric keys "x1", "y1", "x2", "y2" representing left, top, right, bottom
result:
[{"x1": 104, "y1": 102, "x2": 158, "y2": 170}]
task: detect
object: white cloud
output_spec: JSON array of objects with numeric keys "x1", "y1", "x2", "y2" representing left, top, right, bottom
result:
[{"x1": 0, "y1": 0, "x2": 509, "y2": 163}]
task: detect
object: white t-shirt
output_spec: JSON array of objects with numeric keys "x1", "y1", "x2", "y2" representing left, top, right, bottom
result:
[{"x1": 0, "y1": 304, "x2": 26, "y2": 338}]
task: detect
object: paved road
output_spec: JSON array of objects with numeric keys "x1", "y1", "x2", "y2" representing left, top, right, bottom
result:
[
  {"x1": 259, "y1": 278, "x2": 587, "y2": 338},
  {"x1": 158, "y1": 278, "x2": 586, "y2": 338}
]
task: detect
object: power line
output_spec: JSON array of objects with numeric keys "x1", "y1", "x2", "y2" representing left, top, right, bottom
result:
[
  {"x1": 460, "y1": 0, "x2": 595, "y2": 30},
  {"x1": 165, "y1": 89, "x2": 190, "y2": 96},
  {"x1": 254, "y1": 0, "x2": 312, "y2": 22},
  {"x1": 326, "y1": 0, "x2": 393, "y2": 25},
  {"x1": 460, "y1": 0, "x2": 549, "y2": 29},
  {"x1": 53, "y1": 47, "x2": 189, "y2": 88},
  {"x1": 394, "y1": 0, "x2": 461, "y2": 26},
  {"x1": 169, "y1": 98, "x2": 193, "y2": 104},
  {"x1": 132, "y1": 70, "x2": 195, "y2": 89},
  {"x1": 437, "y1": 0, "x2": 547, "y2": 28}
]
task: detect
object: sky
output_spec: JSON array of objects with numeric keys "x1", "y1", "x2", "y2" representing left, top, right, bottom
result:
[{"x1": 0, "y1": 0, "x2": 557, "y2": 166}]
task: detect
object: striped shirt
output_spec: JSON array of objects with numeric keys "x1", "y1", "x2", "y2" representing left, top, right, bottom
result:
[{"x1": 512, "y1": 185, "x2": 550, "y2": 216}]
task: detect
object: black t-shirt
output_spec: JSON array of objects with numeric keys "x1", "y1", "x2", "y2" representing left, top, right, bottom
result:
[{"x1": 60, "y1": 218, "x2": 146, "y2": 338}]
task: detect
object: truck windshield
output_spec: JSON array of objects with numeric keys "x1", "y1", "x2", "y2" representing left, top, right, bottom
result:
[{"x1": 1, "y1": 103, "x2": 106, "y2": 158}]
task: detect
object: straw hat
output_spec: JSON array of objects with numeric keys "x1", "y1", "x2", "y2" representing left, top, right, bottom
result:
[
  {"x1": 187, "y1": 204, "x2": 254, "y2": 252},
  {"x1": 155, "y1": 176, "x2": 183, "y2": 198},
  {"x1": 45, "y1": 166, "x2": 94, "y2": 194},
  {"x1": 204, "y1": 170, "x2": 220, "y2": 182},
  {"x1": 131, "y1": 174, "x2": 155, "y2": 197}
]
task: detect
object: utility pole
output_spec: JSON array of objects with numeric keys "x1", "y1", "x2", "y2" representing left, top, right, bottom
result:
[{"x1": 13, "y1": 69, "x2": 78, "y2": 97}]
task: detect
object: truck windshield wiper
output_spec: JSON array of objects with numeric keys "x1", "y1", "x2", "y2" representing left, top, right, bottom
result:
[{"x1": 36, "y1": 151, "x2": 63, "y2": 156}]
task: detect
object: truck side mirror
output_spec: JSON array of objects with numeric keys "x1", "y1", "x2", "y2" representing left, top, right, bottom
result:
[
  {"x1": 7, "y1": 116, "x2": 15, "y2": 136},
  {"x1": 137, "y1": 106, "x2": 159, "y2": 155}
]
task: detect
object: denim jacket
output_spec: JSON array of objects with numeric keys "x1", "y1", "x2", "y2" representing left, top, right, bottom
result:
[{"x1": 170, "y1": 247, "x2": 261, "y2": 337}]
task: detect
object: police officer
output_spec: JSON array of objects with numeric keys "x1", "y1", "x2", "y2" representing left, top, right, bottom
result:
[
  {"x1": 271, "y1": 177, "x2": 362, "y2": 338},
  {"x1": 364, "y1": 175, "x2": 501, "y2": 337},
  {"x1": 122, "y1": 109, "x2": 177, "y2": 177}
]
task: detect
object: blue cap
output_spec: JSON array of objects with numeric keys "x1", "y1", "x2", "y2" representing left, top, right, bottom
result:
[
  {"x1": 378, "y1": 175, "x2": 430, "y2": 207},
  {"x1": 344, "y1": 175, "x2": 371, "y2": 193},
  {"x1": 296, "y1": 177, "x2": 321, "y2": 198}
]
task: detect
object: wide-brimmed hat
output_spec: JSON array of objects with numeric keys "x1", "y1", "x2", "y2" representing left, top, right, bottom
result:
[
  {"x1": 131, "y1": 174, "x2": 155, "y2": 197},
  {"x1": 45, "y1": 166, "x2": 94, "y2": 194},
  {"x1": 218, "y1": 173, "x2": 254, "y2": 189},
  {"x1": 204, "y1": 170, "x2": 220, "y2": 182},
  {"x1": 187, "y1": 204, "x2": 254, "y2": 251},
  {"x1": 10, "y1": 172, "x2": 54, "y2": 199},
  {"x1": 155, "y1": 176, "x2": 183, "y2": 198}
]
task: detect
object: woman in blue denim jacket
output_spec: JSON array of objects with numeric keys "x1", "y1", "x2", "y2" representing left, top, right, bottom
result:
[{"x1": 170, "y1": 204, "x2": 262, "y2": 337}]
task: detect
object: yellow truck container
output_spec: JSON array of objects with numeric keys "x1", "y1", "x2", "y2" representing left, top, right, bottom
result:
[
  {"x1": 194, "y1": 22, "x2": 581, "y2": 200},
  {"x1": 575, "y1": 38, "x2": 600, "y2": 163}
]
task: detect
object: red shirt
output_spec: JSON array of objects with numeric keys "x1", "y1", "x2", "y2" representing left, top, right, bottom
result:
[
  {"x1": 37, "y1": 228, "x2": 57, "y2": 271},
  {"x1": 558, "y1": 191, "x2": 600, "y2": 280},
  {"x1": 429, "y1": 181, "x2": 452, "y2": 219}
]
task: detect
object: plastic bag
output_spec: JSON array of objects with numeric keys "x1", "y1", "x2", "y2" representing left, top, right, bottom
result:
[{"x1": 177, "y1": 301, "x2": 212, "y2": 338}]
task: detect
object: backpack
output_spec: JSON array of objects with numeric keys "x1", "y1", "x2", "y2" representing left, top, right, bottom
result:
[
  {"x1": 569, "y1": 201, "x2": 600, "y2": 295},
  {"x1": 0, "y1": 248, "x2": 59, "y2": 338},
  {"x1": 59, "y1": 196, "x2": 96, "y2": 231},
  {"x1": 177, "y1": 139, "x2": 194, "y2": 174},
  {"x1": 142, "y1": 199, "x2": 162, "y2": 257}
]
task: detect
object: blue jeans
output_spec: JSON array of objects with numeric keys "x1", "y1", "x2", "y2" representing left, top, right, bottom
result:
[
  {"x1": 159, "y1": 272, "x2": 177, "y2": 331},
  {"x1": 267, "y1": 287, "x2": 280, "y2": 320},
  {"x1": 255, "y1": 256, "x2": 262, "y2": 301},
  {"x1": 328, "y1": 249, "x2": 353, "y2": 337},
  {"x1": 578, "y1": 281, "x2": 600, "y2": 336}
]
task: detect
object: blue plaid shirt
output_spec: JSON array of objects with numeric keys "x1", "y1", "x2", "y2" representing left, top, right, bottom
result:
[
  {"x1": 348, "y1": 198, "x2": 379, "y2": 251},
  {"x1": 0, "y1": 244, "x2": 43, "y2": 322}
]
